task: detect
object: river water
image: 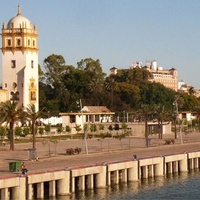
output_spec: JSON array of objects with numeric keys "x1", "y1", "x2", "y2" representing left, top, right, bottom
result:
[{"x1": 50, "y1": 170, "x2": 200, "y2": 200}]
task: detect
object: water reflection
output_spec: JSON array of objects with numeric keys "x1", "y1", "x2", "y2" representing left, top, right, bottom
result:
[{"x1": 50, "y1": 170, "x2": 200, "y2": 200}]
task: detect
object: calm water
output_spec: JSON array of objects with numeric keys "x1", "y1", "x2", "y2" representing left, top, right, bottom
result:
[{"x1": 51, "y1": 171, "x2": 200, "y2": 200}]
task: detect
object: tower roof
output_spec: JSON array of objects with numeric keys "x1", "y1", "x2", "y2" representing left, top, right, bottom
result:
[{"x1": 7, "y1": 5, "x2": 33, "y2": 29}]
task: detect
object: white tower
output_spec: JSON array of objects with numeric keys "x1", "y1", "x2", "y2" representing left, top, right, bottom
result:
[{"x1": 1, "y1": 6, "x2": 39, "y2": 110}]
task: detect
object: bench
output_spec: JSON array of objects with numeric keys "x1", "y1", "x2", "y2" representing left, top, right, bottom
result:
[
  {"x1": 66, "y1": 147, "x2": 82, "y2": 155},
  {"x1": 165, "y1": 139, "x2": 175, "y2": 145}
]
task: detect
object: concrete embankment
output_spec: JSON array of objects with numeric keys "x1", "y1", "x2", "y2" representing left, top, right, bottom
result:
[{"x1": 1, "y1": 150, "x2": 200, "y2": 199}]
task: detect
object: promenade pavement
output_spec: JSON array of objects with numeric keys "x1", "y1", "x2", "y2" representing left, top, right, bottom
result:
[{"x1": 1, "y1": 132, "x2": 200, "y2": 179}]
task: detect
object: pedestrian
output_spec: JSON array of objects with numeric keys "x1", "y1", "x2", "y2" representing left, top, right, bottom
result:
[{"x1": 21, "y1": 162, "x2": 28, "y2": 174}]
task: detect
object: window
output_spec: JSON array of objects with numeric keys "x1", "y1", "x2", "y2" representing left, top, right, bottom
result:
[
  {"x1": 5, "y1": 83, "x2": 7, "y2": 88},
  {"x1": 31, "y1": 60, "x2": 34, "y2": 68},
  {"x1": 28, "y1": 39, "x2": 30, "y2": 46},
  {"x1": 95, "y1": 115, "x2": 99, "y2": 121},
  {"x1": 31, "y1": 91, "x2": 36, "y2": 100},
  {"x1": 17, "y1": 39, "x2": 21, "y2": 46},
  {"x1": 10, "y1": 91, "x2": 19, "y2": 100},
  {"x1": 7, "y1": 39, "x2": 11, "y2": 46},
  {"x1": 33, "y1": 40, "x2": 35, "y2": 46},
  {"x1": 11, "y1": 60, "x2": 16, "y2": 68},
  {"x1": 12, "y1": 82, "x2": 17, "y2": 90},
  {"x1": 70, "y1": 116, "x2": 75, "y2": 123}
]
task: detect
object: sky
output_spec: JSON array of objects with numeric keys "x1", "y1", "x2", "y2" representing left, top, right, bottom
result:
[{"x1": 0, "y1": 0, "x2": 200, "y2": 88}]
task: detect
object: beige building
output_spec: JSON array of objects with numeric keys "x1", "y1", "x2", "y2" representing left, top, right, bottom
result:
[
  {"x1": 110, "y1": 60, "x2": 178, "y2": 91},
  {"x1": 1, "y1": 6, "x2": 39, "y2": 110},
  {"x1": 146, "y1": 62, "x2": 178, "y2": 91},
  {"x1": 60, "y1": 106, "x2": 115, "y2": 131}
]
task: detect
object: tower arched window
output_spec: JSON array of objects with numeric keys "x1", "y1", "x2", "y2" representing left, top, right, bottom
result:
[
  {"x1": 7, "y1": 39, "x2": 11, "y2": 46},
  {"x1": 17, "y1": 39, "x2": 21, "y2": 46}
]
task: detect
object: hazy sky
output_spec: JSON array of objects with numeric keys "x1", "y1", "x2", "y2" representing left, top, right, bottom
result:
[{"x1": 1, "y1": 0, "x2": 200, "y2": 88}]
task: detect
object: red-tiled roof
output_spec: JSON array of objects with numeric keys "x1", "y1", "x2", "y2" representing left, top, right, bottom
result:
[{"x1": 82, "y1": 106, "x2": 112, "y2": 113}]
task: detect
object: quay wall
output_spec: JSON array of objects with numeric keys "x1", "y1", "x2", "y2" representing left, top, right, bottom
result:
[{"x1": 1, "y1": 151, "x2": 200, "y2": 199}]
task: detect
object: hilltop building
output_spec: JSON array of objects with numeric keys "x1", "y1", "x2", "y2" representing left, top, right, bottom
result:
[
  {"x1": 178, "y1": 80, "x2": 192, "y2": 94},
  {"x1": 1, "y1": 6, "x2": 39, "y2": 110},
  {"x1": 110, "y1": 60, "x2": 178, "y2": 91},
  {"x1": 146, "y1": 60, "x2": 178, "y2": 91}
]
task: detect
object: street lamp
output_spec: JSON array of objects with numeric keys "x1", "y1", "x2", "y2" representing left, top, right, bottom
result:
[
  {"x1": 77, "y1": 99, "x2": 88, "y2": 155},
  {"x1": 174, "y1": 96, "x2": 183, "y2": 144}
]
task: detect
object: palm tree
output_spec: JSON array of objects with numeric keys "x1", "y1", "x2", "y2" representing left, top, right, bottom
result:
[
  {"x1": 0, "y1": 100, "x2": 24, "y2": 151},
  {"x1": 154, "y1": 104, "x2": 170, "y2": 139},
  {"x1": 26, "y1": 104, "x2": 43, "y2": 149},
  {"x1": 136, "y1": 104, "x2": 153, "y2": 147},
  {"x1": 168, "y1": 109, "x2": 178, "y2": 139},
  {"x1": 105, "y1": 75, "x2": 116, "y2": 110}
]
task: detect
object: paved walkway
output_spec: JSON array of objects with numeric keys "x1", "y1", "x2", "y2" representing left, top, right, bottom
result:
[{"x1": 1, "y1": 132, "x2": 200, "y2": 179}]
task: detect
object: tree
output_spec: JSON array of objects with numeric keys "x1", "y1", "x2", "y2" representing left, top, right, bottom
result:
[
  {"x1": 26, "y1": 104, "x2": 43, "y2": 149},
  {"x1": 62, "y1": 66, "x2": 88, "y2": 111},
  {"x1": 44, "y1": 54, "x2": 66, "y2": 87},
  {"x1": 136, "y1": 104, "x2": 153, "y2": 147},
  {"x1": 154, "y1": 104, "x2": 170, "y2": 139},
  {"x1": 0, "y1": 100, "x2": 24, "y2": 151},
  {"x1": 115, "y1": 82, "x2": 141, "y2": 110},
  {"x1": 126, "y1": 67, "x2": 152, "y2": 84},
  {"x1": 140, "y1": 82, "x2": 175, "y2": 108},
  {"x1": 189, "y1": 86, "x2": 195, "y2": 95},
  {"x1": 181, "y1": 93, "x2": 199, "y2": 111},
  {"x1": 105, "y1": 75, "x2": 116, "y2": 111},
  {"x1": 43, "y1": 54, "x2": 69, "y2": 112},
  {"x1": 77, "y1": 58, "x2": 106, "y2": 106}
]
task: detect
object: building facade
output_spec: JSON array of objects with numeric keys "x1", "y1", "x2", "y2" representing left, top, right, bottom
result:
[
  {"x1": 110, "y1": 60, "x2": 178, "y2": 91},
  {"x1": 60, "y1": 106, "x2": 115, "y2": 132},
  {"x1": 1, "y1": 6, "x2": 39, "y2": 110},
  {"x1": 146, "y1": 61, "x2": 178, "y2": 91}
]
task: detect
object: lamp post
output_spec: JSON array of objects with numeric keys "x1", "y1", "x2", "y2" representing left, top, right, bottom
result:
[
  {"x1": 174, "y1": 96, "x2": 183, "y2": 144},
  {"x1": 77, "y1": 99, "x2": 88, "y2": 155}
]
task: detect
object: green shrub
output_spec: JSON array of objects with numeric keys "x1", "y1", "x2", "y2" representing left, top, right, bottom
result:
[
  {"x1": 44, "y1": 124, "x2": 51, "y2": 133},
  {"x1": 57, "y1": 124, "x2": 64, "y2": 133},
  {"x1": 39, "y1": 127, "x2": 44, "y2": 135},
  {"x1": 15, "y1": 127, "x2": 22, "y2": 136},
  {"x1": 23, "y1": 127, "x2": 30, "y2": 136},
  {"x1": 0, "y1": 127, "x2": 7, "y2": 138},
  {"x1": 65, "y1": 125, "x2": 71, "y2": 133}
]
